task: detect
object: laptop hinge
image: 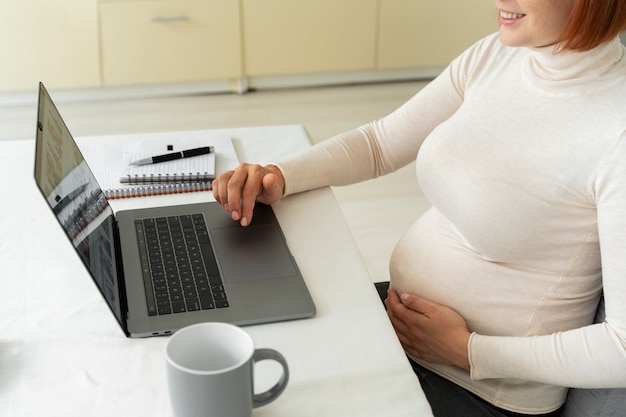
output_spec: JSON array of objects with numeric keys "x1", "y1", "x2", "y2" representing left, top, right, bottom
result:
[{"x1": 113, "y1": 219, "x2": 130, "y2": 330}]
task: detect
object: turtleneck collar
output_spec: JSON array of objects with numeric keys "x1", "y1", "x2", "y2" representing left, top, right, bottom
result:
[{"x1": 522, "y1": 36, "x2": 626, "y2": 96}]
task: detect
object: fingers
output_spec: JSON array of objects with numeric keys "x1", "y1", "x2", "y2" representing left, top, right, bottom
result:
[
  {"x1": 259, "y1": 172, "x2": 280, "y2": 204},
  {"x1": 213, "y1": 170, "x2": 238, "y2": 216},
  {"x1": 386, "y1": 289, "x2": 412, "y2": 340},
  {"x1": 398, "y1": 293, "x2": 435, "y2": 317},
  {"x1": 228, "y1": 164, "x2": 264, "y2": 226},
  {"x1": 386, "y1": 289, "x2": 413, "y2": 330},
  {"x1": 385, "y1": 289, "x2": 472, "y2": 368},
  {"x1": 212, "y1": 163, "x2": 285, "y2": 227},
  {"x1": 212, "y1": 170, "x2": 232, "y2": 208},
  {"x1": 384, "y1": 287, "x2": 398, "y2": 307},
  {"x1": 386, "y1": 292, "x2": 434, "y2": 362}
]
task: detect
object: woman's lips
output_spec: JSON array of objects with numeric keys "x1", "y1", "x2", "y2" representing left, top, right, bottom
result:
[{"x1": 499, "y1": 10, "x2": 526, "y2": 25}]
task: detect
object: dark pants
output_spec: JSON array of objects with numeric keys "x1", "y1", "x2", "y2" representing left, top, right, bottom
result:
[
  {"x1": 375, "y1": 281, "x2": 562, "y2": 417},
  {"x1": 409, "y1": 360, "x2": 562, "y2": 417}
]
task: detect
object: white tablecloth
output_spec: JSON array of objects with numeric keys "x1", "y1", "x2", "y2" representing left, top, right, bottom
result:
[{"x1": 0, "y1": 125, "x2": 433, "y2": 416}]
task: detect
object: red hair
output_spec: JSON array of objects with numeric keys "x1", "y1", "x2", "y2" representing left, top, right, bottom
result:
[{"x1": 558, "y1": 0, "x2": 626, "y2": 51}]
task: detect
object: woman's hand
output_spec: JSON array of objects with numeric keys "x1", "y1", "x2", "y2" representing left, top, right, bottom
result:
[
  {"x1": 385, "y1": 288, "x2": 471, "y2": 370},
  {"x1": 212, "y1": 163, "x2": 285, "y2": 226}
]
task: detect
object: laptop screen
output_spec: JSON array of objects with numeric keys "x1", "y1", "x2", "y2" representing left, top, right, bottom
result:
[{"x1": 34, "y1": 83, "x2": 125, "y2": 329}]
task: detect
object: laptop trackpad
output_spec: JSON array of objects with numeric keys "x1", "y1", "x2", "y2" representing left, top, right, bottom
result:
[{"x1": 211, "y1": 224, "x2": 298, "y2": 283}]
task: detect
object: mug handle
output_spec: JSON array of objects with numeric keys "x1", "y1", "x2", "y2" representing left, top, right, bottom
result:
[{"x1": 252, "y1": 348, "x2": 290, "y2": 408}]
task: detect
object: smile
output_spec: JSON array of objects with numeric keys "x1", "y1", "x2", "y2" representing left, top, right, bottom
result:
[{"x1": 500, "y1": 11, "x2": 526, "y2": 19}]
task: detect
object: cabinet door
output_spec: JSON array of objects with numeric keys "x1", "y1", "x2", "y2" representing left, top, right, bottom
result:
[
  {"x1": 100, "y1": 0, "x2": 242, "y2": 86},
  {"x1": 243, "y1": 0, "x2": 378, "y2": 76},
  {"x1": 0, "y1": 0, "x2": 100, "y2": 91},
  {"x1": 378, "y1": 0, "x2": 498, "y2": 69}
]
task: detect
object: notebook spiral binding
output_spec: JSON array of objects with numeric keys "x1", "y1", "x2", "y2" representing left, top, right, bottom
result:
[
  {"x1": 104, "y1": 181, "x2": 212, "y2": 200},
  {"x1": 120, "y1": 172, "x2": 212, "y2": 183}
]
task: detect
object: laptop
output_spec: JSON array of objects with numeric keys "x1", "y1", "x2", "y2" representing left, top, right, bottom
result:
[{"x1": 33, "y1": 83, "x2": 316, "y2": 338}]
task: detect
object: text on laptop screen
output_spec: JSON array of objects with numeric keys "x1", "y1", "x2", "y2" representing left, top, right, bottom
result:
[{"x1": 34, "y1": 85, "x2": 125, "y2": 326}]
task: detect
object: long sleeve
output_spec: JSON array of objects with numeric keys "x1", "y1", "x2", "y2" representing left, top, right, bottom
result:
[
  {"x1": 469, "y1": 131, "x2": 626, "y2": 388},
  {"x1": 274, "y1": 61, "x2": 466, "y2": 196}
]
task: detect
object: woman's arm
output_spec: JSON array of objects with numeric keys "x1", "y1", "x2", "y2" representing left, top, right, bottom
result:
[
  {"x1": 470, "y1": 133, "x2": 626, "y2": 388},
  {"x1": 213, "y1": 64, "x2": 466, "y2": 225}
]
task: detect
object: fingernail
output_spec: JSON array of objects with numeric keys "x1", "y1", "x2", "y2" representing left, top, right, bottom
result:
[
  {"x1": 224, "y1": 203, "x2": 229, "y2": 211},
  {"x1": 241, "y1": 217, "x2": 249, "y2": 227},
  {"x1": 231, "y1": 210, "x2": 240, "y2": 221}
]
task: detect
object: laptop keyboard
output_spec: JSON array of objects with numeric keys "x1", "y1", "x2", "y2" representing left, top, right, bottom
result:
[{"x1": 135, "y1": 214, "x2": 229, "y2": 316}]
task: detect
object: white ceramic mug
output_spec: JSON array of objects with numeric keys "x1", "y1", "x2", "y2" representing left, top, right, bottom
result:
[{"x1": 165, "y1": 322, "x2": 289, "y2": 417}]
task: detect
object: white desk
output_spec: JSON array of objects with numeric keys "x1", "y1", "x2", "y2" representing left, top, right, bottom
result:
[{"x1": 0, "y1": 125, "x2": 433, "y2": 416}]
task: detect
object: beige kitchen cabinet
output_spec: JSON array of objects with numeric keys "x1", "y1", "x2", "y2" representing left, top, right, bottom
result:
[
  {"x1": 99, "y1": 0, "x2": 242, "y2": 86},
  {"x1": 0, "y1": 0, "x2": 500, "y2": 94},
  {"x1": 0, "y1": 0, "x2": 100, "y2": 91},
  {"x1": 377, "y1": 0, "x2": 498, "y2": 69},
  {"x1": 242, "y1": 0, "x2": 378, "y2": 76}
]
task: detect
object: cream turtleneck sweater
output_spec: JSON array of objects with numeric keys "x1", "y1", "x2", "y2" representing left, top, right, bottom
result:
[{"x1": 275, "y1": 33, "x2": 626, "y2": 414}]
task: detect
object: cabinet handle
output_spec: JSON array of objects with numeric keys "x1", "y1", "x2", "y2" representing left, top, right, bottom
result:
[{"x1": 151, "y1": 16, "x2": 190, "y2": 23}]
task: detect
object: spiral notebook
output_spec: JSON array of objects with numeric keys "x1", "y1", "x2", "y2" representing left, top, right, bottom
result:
[{"x1": 77, "y1": 132, "x2": 237, "y2": 199}]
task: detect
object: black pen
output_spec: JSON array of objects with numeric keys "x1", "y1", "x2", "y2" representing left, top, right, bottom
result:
[{"x1": 129, "y1": 146, "x2": 214, "y2": 166}]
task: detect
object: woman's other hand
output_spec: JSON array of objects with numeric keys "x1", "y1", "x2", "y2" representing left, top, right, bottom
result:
[{"x1": 386, "y1": 288, "x2": 471, "y2": 370}]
